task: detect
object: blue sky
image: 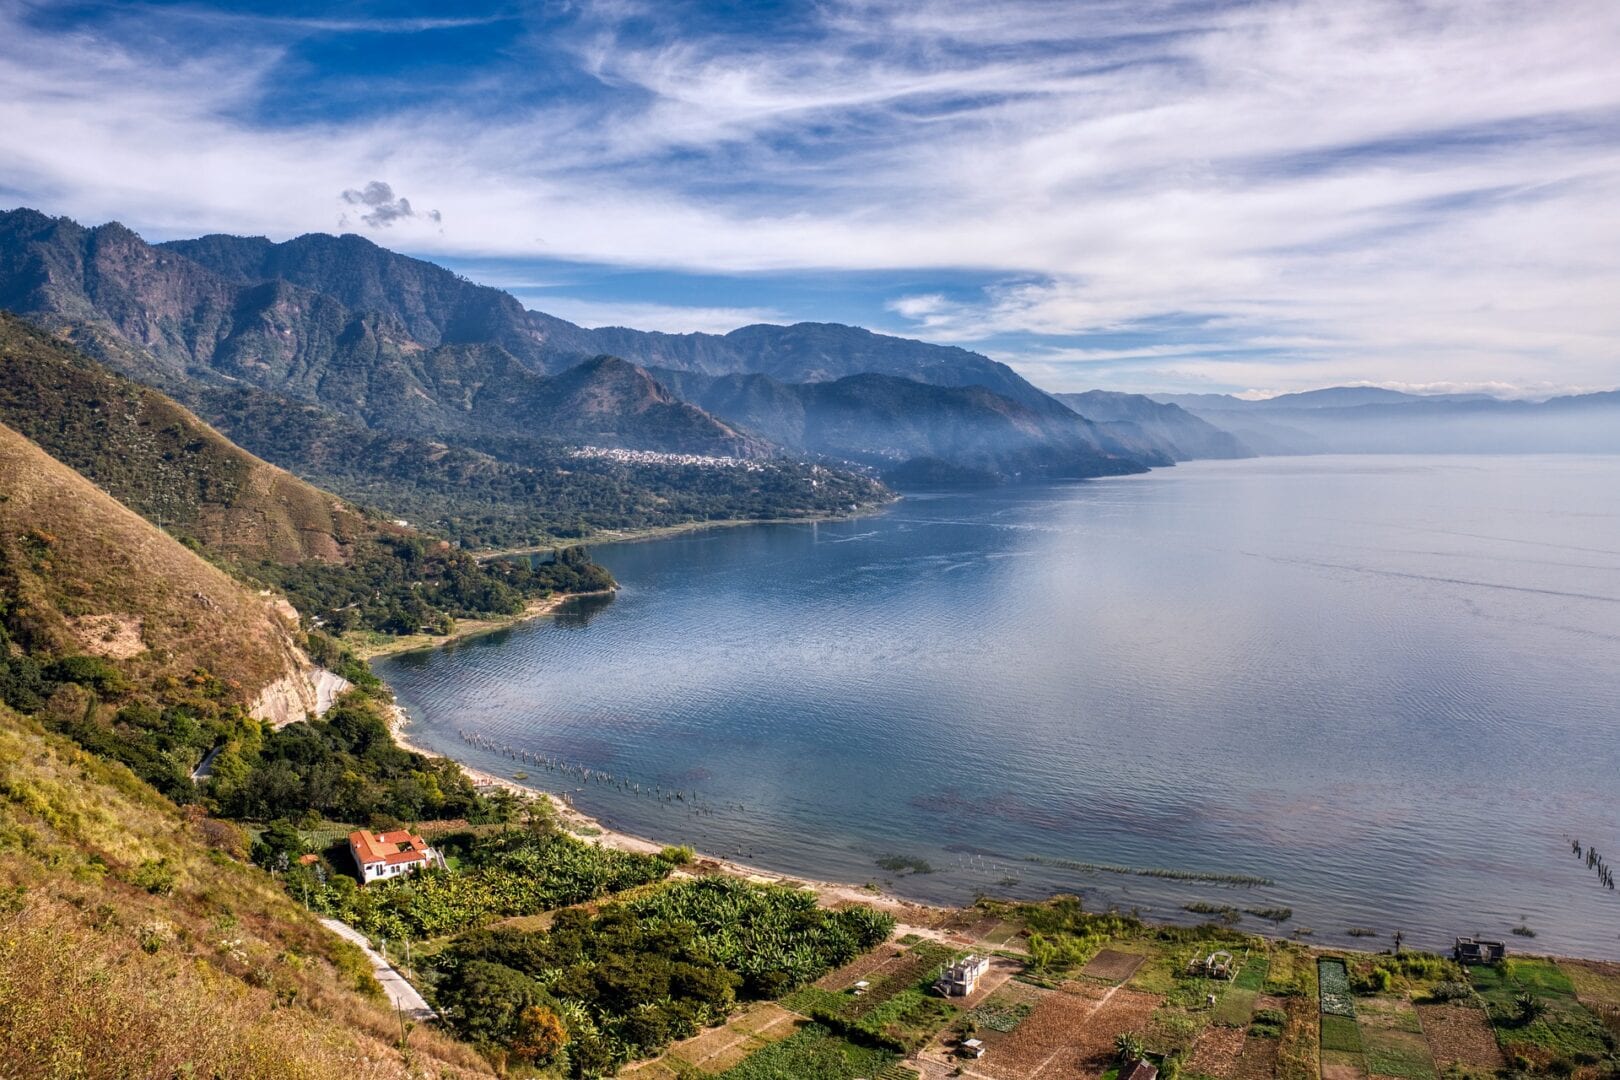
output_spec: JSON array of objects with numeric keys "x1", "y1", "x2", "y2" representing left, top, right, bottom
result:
[{"x1": 2, "y1": 0, "x2": 1618, "y2": 395}]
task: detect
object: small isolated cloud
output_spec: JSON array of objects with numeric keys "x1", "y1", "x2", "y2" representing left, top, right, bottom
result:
[{"x1": 339, "y1": 180, "x2": 440, "y2": 228}]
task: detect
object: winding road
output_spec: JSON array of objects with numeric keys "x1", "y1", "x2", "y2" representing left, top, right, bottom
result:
[{"x1": 319, "y1": 917, "x2": 437, "y2": 1021}]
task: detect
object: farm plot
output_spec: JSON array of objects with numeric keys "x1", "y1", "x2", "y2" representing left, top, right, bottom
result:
[
  {"x1": 715, "y1": 1022, "x2": 897, "y2": 1080},
  {"x1": 659, "y1": 1003, "x2": 806, "y2": 1076},
  {"x1": 976, "y1": 986, "x2": 1162, "y2": 1080},
  {"x1": 785, "y1": 941, "x2": 959, "y2": 1053},
  {"x1": 1083, "y1": 949, "x2": 1147, "y2": 984},
  {"x1": 1355, "y1": 997, "x2": 1435, "y2": 1080},
  {"x1": 1189, "y1": 1024, "x2": 1248, "y2": 1077},
  {"x1": 1414, "y1": 1004, "x2": 1503, "y2": 1072},
  {"x1": 1318, "y1": 960, "x2": 1356, "y2": 1017},
  {"x1": 1470, "y1": 958, "x2": 1612, "y2": 1064},
  {"x1": 1215, "y1": 988, "x2": 1260, "y2": 1028},
  {"x1": 1233, "y1": 1035, "x2": 1281, "y2": 1080},
  {"x1": 967, "y1": 979, "x2": 1045, "y2": 1033}
]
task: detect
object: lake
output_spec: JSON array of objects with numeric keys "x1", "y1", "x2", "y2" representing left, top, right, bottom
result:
[{"x1": 378, "y1": 455, "x2": 1620, "y2": 958}]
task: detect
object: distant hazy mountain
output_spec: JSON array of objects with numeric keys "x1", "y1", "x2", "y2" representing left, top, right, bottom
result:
[
  {"x1": 161, "y1": 229, "x2": 1057, "y2": 408},
  {"x1": 652, "y1": 368, "x2": 1155, "y2": 482},
  {"x1": 1053, "y1": 391, "x2": 1251, "y2": 460},
  {"x1": 1148, "y1": 386, "x2": 1620, "y2": 454}
]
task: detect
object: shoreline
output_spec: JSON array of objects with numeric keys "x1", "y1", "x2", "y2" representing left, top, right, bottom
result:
[
  {"x1": 383, "y1": 701, "x2": 953, "y2": 929},
  {"x1": 473, "y1": 498, "x2": 898, "y2": 561},
  {"x1": 345, "y1": 590, "x2": 614, "y2": 660}
]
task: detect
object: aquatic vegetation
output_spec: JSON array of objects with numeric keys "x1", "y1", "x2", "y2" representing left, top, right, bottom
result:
[
  {"x1": 1022, "y1": 854, "x2": 1274, "y2": 887},
  {"x1": 875, "y1": 854, "x2": 934, "y2": 874},
  {"x1": 1184, "y1": 901, "x2": 1242, "y2": 920},
  {"x1": 1246, "y1": 906, "x2": 1293, "y2": 923}
]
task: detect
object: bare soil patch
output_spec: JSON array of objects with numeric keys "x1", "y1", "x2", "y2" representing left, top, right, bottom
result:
[
  {"x1": 812, "y1": 943, "x2": 911, "y2": 990},
  {"x1": 1189, "y1": 1024, "x2": 1249, "y2": 1078},
  {"x1": 1415, "y1": 1005, "x2": 1503, "y2": 1071},
  {"x1": 68, "y1": 614, "x2": 145, "y2": 659},
  {"x1": 1233, "y1": 1036, "x2": 1280, "y2": 1080},
  {"x1": 1083, "y1": 949, "x2": 1148, "y2": 984},
  {"x1": 980, "y1": 986, "x2": 1161, "y2": 1080}
]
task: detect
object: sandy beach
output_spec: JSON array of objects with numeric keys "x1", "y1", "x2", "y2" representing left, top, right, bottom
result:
[
  {"x1": 383, "y1": 699, "x2": 952, "y2": 929},
  {"x1": 347, "y1": 591, "x2": 610, "y2": 660}
]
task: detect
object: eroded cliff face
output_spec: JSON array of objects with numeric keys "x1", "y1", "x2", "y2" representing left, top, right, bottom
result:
[{"x1": 250, "y1": 665, "x2": 350, "y2": 728}]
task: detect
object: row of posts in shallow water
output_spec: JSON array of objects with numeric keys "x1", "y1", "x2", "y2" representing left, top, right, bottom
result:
[
  {"x1": 1571, "y1": 838, "x2": 1616, "y2": 890},
  {"x1": 456, "y1": 728, "x2": 745, "y2": 817}
]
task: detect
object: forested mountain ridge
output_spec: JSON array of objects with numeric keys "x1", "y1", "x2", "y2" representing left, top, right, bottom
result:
[
  {"x1": 0, "y1": 208, "x2": 762, "y2": 459},
  {"x1": 653, "y1": 366, "x2": 1157, "y2": 481},
  {"x1": 0, "y1": 314, "x2": 613, "y2": 635},
  {"x1": 0, "y1": 208, "x2": 889, "y2": 545}
]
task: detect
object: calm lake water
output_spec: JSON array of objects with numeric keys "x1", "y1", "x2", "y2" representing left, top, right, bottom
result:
[{"x1": 379, "y1": 455, "x2": 1620, "y2": 958}]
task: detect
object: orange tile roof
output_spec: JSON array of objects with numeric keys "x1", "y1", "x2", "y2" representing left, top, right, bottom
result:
[{"x1": 348, "y1": 829, "x2": 432, "y2": 867}]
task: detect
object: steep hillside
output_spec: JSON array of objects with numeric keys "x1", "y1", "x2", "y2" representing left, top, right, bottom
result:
[
  {"x1": 0, "y1": 700, "x2": 490, "y2": 1078},
  {"x1": 0, "y1": 312, "x2": 385, "y2": 564},
  {"x1": 653, "y1": 368, "x2": 1154, "y2": 481},
  {"x1": 0, "y1": 421, "x2": 333, "y2": 725},
  {"x1": 1055, "y1": 390, "x2": 1252, "y2": 460},
  {"x1": 0, "y1": 315, "x2": 613, "y2": 634}
]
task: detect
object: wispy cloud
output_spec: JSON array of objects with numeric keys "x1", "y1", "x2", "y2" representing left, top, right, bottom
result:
[
  {"x1": 0, "y1": 0, "x2": 1617, "y2": 392},
  {"x1": 516, "y1": 296, "x2": 784, "y2": 335}
]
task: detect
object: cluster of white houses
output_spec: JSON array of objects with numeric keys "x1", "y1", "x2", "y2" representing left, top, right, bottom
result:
[{"x1": 347, "y1": 828, "x2": 441, "y2": 883}]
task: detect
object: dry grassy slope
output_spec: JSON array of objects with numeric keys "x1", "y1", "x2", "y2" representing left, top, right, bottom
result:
[
  {"x1": 0, "y1": 700, "x2": 491, "y2": 1079},
  {"x1": 0, "y1": 312, "x2": 401, "y2": 565},
  {"x1": 0, "y1": 421, "x2": 314, "y2": 712}
]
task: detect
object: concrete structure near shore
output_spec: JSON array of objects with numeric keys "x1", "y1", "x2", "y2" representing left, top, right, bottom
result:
[
  {"x1": 936, "y1": 953, "x2": 990, "y2": 997},
  {"x1": 1454, "y1": 937, "x2": 1507, "y2": 964}
]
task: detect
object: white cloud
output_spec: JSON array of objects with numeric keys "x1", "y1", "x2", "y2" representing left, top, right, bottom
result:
[
  {"x1": 517, "y1": 296, "x2": 783, "y2": 335},
  {"x1": 0, "y1": 0, "x2": 1618, "y2": 391}
]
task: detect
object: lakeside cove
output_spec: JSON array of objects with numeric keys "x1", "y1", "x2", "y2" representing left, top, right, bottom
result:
[
  {"x1": 380, "y1": 699, "x2": 1620, "y2": 1080},
  {"x1": 375, "y1": 456, "x2": 1620, "y2": 963}
]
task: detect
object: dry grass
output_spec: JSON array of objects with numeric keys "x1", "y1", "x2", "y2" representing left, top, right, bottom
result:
[
  {"x1": 0, "y1": 702, "x2": 492, "y2": 1079},
  {"x1": 0, "y1": 421, "x2": 308, "y2": 702}
]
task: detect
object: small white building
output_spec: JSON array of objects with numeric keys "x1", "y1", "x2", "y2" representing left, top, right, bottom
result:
[
  {"x1": 936, "y1": 953, "x2": 991, "y2": 997},
  {"x1": 348, "y1": 829, "x2": 439, "y2": 884}
]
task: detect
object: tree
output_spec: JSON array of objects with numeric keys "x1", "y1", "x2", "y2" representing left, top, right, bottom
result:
[
  {"x1": 252, "y1": 818, "x2": 306, "y2": 870},
  {"x1": 509, "y1": 1003, "x2": 569, "y2": 1064},
  {"x1": 439, "y1": 960, "x2": 544, "y2": 1046},
  {"x1": 1515, "y1": 992, "x2": 1546, "y2": 1025},
  {"x1": 1115, "y1": 1032, "x2": 1147, "y2": 1064}
]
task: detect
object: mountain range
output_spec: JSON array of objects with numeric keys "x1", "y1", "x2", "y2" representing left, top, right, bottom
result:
[{"x1": 0, "y1": 208, "x2": 1201, "y2": 492}]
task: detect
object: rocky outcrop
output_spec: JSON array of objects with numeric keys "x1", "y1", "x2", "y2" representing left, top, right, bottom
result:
[{"x1": 250, "y1": 665, "x2": 350, "y2": 728}]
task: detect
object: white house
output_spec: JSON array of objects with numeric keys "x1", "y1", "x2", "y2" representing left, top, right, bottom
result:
[{"x1": 348, "y1": 828, "x2": 438, "y2": 884}]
